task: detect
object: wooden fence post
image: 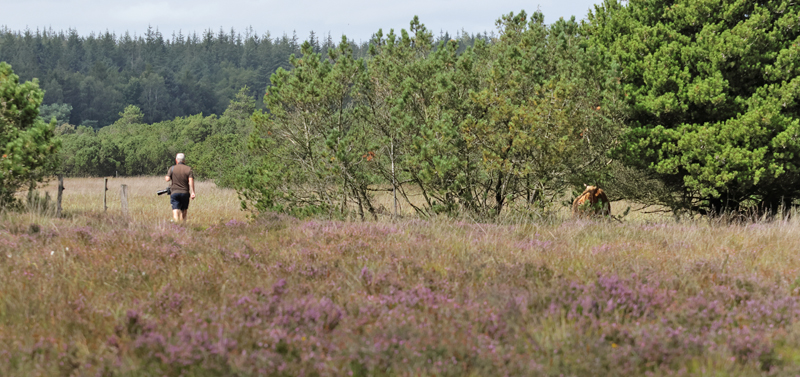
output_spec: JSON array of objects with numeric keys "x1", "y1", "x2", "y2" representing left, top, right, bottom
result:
[
  {"x1": 56, "y1": 175, "x2": 64, "y2": 218},
  {"x1": 121, "y1": 184, "x2": 128, "y2": 216},
  {"x1": 103, "y1": 178, "x2": 108, "y2": 212}
]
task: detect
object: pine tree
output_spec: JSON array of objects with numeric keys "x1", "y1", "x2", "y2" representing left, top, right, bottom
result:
[
  {"x1": 589, "y1": 0, "x2": 800, "y2": 214},
  {"x1": 0, "y1": 62, "x2": 60, "y2": 206}
]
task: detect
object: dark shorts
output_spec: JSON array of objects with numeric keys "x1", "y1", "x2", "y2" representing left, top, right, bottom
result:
[{"x1": 170, "y1": 193, "x2": 191, "y2": 210}]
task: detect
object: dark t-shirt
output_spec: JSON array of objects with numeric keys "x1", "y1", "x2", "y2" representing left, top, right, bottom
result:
[{"x1": 168, "y1": 164, "x2": 194, "y2": 194}]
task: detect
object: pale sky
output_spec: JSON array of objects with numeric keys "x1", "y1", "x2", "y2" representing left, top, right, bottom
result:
[{"x1": 2, "y1": 0, "x2": 602, "y2": 42}]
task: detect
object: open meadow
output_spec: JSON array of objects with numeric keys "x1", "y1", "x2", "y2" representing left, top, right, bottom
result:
[
  {"x1": 32, "y1": 176, "x2": 248, "y2": 224},
  {"x1": 3, "y1": 178, "x2": 800, "y2": 375}
]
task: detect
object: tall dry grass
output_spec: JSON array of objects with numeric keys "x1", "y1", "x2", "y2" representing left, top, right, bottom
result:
[{"x1": 29, "y1": 176, "x2": 247, "y2": 225}]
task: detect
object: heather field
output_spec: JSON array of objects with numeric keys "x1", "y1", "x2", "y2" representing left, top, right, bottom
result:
[{"x1": 4, "y1": 179, "x2": 800, "y2": 375}]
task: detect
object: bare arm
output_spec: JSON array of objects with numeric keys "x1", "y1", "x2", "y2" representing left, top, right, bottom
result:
[
  {"x1": 189, "y1": 177, "x2": 196, "y2": 199},
  {"x1": 165, "y1": 175, "x2": 171, "y2": 182}
]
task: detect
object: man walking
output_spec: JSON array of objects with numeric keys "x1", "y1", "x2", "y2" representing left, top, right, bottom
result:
[{"x1": 165, "y1": 153, "x2": 195, "y2": 222}]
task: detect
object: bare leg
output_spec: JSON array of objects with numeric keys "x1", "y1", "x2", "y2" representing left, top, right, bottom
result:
[
  {"x1": 181, "y1": 209, "x2": 188, "y2": 222},
  {"x1": 173, "y1": 209, "x2": 182, "y2": 222}
]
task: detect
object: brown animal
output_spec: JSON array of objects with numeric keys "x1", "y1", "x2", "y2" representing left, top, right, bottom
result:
[{"x1": 572, "y1": 185, "x2": 611, "y2": 218}]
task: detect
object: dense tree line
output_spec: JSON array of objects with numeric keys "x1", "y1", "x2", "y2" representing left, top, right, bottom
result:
[
  {"x1": 0, "y1": 26, "x2": 299, "y2": 127},
  {"x1": 0, "y1": 26, "x2": 486, "y2": 128},
  {"x1": 0, "y1": 26, "x2": 318, "y2": 127},
  {"x1": 4, "y1": 0, "x2": 799, "y2": 218}
]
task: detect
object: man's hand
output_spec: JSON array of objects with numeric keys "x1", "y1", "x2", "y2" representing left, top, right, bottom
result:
[{"x1": 188, "y1": 177, "x2": 195, "y2": 200}]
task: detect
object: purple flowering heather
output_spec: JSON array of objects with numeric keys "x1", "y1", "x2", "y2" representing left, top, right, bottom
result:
[{"x1": 3, "y1": 218, "x2": 800, "y2": 375}]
